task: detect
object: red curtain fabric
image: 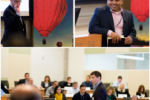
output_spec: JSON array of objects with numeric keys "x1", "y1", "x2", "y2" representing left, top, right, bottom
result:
[
  {"x1": 34, "y1": 0, "x2": 67, "y2": 37},
  {"x1": 131, "y1": 0, "x2": 149, "y2": 22}
]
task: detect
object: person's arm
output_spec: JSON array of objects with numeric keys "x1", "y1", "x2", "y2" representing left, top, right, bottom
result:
[
  {"x1": 45, "y1": 88, "x2": 51, "y2": 96},
  {"x1": 87, "y1": 94, "x2": 91, "y2": 100},
  {"x1": 89, "y1": 8, "x2": 109, "y2": 37},
  {"x1": 3, "y1": 10, "x2": 21, "y2": 29},
  {"x1": 127, "y1": 90, "x2": 130, "y2": 97}
]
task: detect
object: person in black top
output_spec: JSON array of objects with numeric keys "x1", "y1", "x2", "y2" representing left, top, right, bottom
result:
[
  {"x1": 64, "y1": 77, "x2": 72, "y2": 87},
  {"x1": 40, "y1": 75, "x2": 52, "y2": 89},
  {"x1": 72, "y1": 84, "x2": 91, "y2": 100},
  {"x1": 136, "y1": 85, "x2": 147, "y2": 97},
  {"x1": 18, "y1": 73, "x2": 30, "y2": 84},
  {"x1": 116, "y1": 82, "x2": 130, "y2": 97},
  {"x1": 106, "y1": 86, "x2": 116, "y2": 100},
  {"x1": 2, "y1": 0, "x2": 28, "y2": 47},
  {"x1": 1, "y1": 84, "x2": 9, "y2": 94}
]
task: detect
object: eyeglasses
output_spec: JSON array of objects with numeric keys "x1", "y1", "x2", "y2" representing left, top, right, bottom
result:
[{"x1": 14, "y1": 0, "x2": 22, "y2": 3}]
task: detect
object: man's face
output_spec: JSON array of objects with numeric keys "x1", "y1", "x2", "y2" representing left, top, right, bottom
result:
[
  {"x1": 118, "y1": 79, "x2": 122, "y2": 83},
  {"x1": 80, "y1": 87, "x2": 86, "y2": 95},
  {"x1": 107, "y1": 0, "x2": 123, "y2": 12},
  {"x1": 11, "y1": 0, "x2": 21, "y2": 8},
  {"x1": 73, "y1": 84, "x2": 78, "y2": 89},
  {"x1": 86, "y1": 76, "x2": 90, "y2": 83},
  {"x1": 90, "y1": 75, "x2": 100, "y2": 85},
  {"x1": 67, "y1": 78, "x2": 71, "y2": 83},
  {"x1": 28, "y1": 78, "x2": 33, "y2": 85},
  {"x1": 53, "y1": 82, "x2": 58, "y2": 89},
  {"x1": 25, "y1": 74, "x2": 29, "y2": 80}
]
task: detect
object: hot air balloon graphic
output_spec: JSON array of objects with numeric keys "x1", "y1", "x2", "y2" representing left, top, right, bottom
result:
[
  {"x1": 34, "y1": 0, "x2": 67, "y2": 44},
  {"x1": 130, "y1": 0, "x2": 149, "y2": 31},
  {"x1": 56, "y1": 42, "x2": 63, "y2": 47}
]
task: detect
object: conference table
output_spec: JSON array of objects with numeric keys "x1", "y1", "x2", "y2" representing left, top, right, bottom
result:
[
  {"x1": 7, "y1": 89, "x2": 94, "y2": 96},
  {"x1": 1, "y1": 96, "x2": 150, "y2": 100}
]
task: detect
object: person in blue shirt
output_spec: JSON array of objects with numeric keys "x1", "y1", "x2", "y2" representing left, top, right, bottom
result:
[
  {"x1": 1, "y1": 89, "x2": 6, "y2": 96},
  {"x1": 82, "y1": 75, "x2": 93, "y2": 90}
]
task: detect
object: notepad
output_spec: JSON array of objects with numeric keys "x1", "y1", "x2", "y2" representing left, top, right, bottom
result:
[
  {"x1": 118, "y1": 94, "x2": 127, "y2": 98},
  {"x1": 107, "y1": 35, "x2": 126, "y2": 47},
  {"x1": 86, "y1": 87, "x2": 91, "y2": 90}
]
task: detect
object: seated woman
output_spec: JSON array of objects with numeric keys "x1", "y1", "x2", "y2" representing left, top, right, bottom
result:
[
  {"x1": 116, "y1": 82, "x2": 130, "y2": 97},
  {"x1": 107, "y1": 86, "x2": 116, "y2": 100},
  {"x1": 40, "y1": 75, "x2": 52, "y2": 89},
  {"x1": 64, "y1": 77, "x2": 72, "y2": 87},
  {"x1": 136, "y1": 85, "x2": 147, "y2": 97},
  {"x1": 49, "y1": 86, "x2": 67, "y2": 100}
]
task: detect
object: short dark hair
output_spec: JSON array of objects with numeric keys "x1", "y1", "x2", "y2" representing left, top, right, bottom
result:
[
  {"x1": 80, "y1": 84, "x2": 86, "y2": 88},
  {"x1": 53, "y1": 81, "x2": 58, "y2": 84},
  {"x1": 86, "y1": 75, "x2": 90, "y2": 78},
  {"x1": 118, "y1": 76, "x2": 122, "y2": 79},
  {"x1": 25, "y1": 73, "x2": 29, "y2": 76},
  {"x1": 73, "y1": 82, "x2": 78, "y2": 85},
  {"x1": 54, "y1": 86, "x2": 61, "y2": 94},
  {"x1": 67, "y1": 77, "x2": 71, "y2": 80},
  {"x1": 90, "y1": 71, "x2": 101, "y2": 79}
]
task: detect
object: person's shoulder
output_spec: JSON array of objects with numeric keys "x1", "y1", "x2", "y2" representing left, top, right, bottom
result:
[
  {"x1": 95, "y1": 6, "x2": 107, "y2": 11},
  {"x1": 123, "y1": 9, "x2": 133, "y2": 15},
  {"x1": 4, "y1": 5, "x2": 12, "y2": 13}
]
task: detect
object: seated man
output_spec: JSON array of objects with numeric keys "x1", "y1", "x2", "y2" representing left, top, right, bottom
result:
[
  {"x1": 112, "y1": 76, "x2": 127, "y2": 88},
  {"x1": 28, "y1": 78, "x2": 34, "y2": 85},
  {"x1": 45, "y1": 81, "x2": 58, "y2": 96},
  {"x1": 18, "y1": 73, "x2": 29, "y2": 84},
  {"x1": 67, "y1": 82, "x2": 79, "y2": 94},
  {"x1": 82, "y1": 75, "x2": 93, "y2": 90},
  {"x1": 89, "y1": 0, "x2": 136, "y2": 47},
  {"x1": 10, "y1": 84, "x2": 42, "y2": 100},
  {"x1": 72, "y1": 84, "x2": 91, "y2": 100}
]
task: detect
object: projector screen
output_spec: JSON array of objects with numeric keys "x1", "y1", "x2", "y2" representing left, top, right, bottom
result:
[{"x1": 1, "y1": 0, "x2": 29, "y2": 16}]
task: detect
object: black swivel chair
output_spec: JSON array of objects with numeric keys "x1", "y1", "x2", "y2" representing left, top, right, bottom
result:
[
  {"x1": 1, "y1": 80, "x2": 9, "y2": 89},
  {"x1": 14, "y1": 81, "x2": 19, "y2": 86},
  {"x1": 58, "y1": 81, "x2": 66, "y2": 88},
  {"x1": 145, "y1": 89, "x2": 149, "y2": 97},
  {"x1": 104, "y1": 83, "x2": 110, "y2": 88}
]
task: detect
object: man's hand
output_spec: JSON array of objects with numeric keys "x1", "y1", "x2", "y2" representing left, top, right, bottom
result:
[
  {"x1": 125, "y1": 36, "x2": 132, "y2": 45},
  {"x1": 111, "y1": 32, "x2": 121, "y2": 44},
  {"x1": 14, "y1": 4, "x2": 20, "y2": 14}
]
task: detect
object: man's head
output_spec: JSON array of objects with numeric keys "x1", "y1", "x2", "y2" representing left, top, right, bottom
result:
[
  {"x1": 10, "y1": 0, "x2": 21, "y2": 8},
  {"x1": 28, "y1": 78, "x2": 33, "y2": 85},
  {"x1": 67, "y1": 77, "x2": 71, "y2": 83},
  {"x1": 24, "y1": 73, "x2": 29, "y2": 80},
  {"x1": 86, "y1": 75, "x2": 90, "y2": 83},
  {"x1": 52, "y1": 81, "x2": 58, "y2": 89},
  {"x1": 90, "y1": 71, "x2": 101, "y2": 85},
  {"x1": 107, "y1": 0, "x2": 123, "y2": 12},
  {"x1": 72, "y1": 82, "x2": 78, "y2": 89},
  {"x1": 131, "y1": 95, "x2": 138, "y2": 100},
  {"x1": 11, "y1": 84, "x2": 42, "y2": 100},
  {"x1": 80, "y1": 84, "x2": 86, "y2": 95},
  {"x1": 118, "y1": 76, "x2": 122, "y2": 83}
]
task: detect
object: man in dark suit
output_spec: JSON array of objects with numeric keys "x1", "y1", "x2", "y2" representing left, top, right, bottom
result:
[
  {"x1": 18, "y1": 73, "x2": 30, "y2": 84},
  {"x1": 90, "y1": 71, "x2": 107, "y2": 100},
  {"x1": 72, "y1": 84, "x2": 91, "y2": 100},
  {"x1": 1, "y1": 0, "x2": 28, "y2": 47},
  {"x1": 89, "y1": 0, "x2": 136, "y2": 47}
]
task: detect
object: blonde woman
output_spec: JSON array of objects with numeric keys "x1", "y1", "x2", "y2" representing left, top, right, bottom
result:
[
  {"x1": 116, "y1": 82, "x2": 130, "y2": 97},
  {"x1": 106, "y1": 86, "x2": 116, "y2": 100}
]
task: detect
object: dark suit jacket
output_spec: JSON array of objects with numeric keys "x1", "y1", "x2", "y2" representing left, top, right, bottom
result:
[
  {"x1": 1, "y1": 5, "x2": 28, "y2": 47},
  {"x1": 92, "y1": 82, "x2": 107, "y2": 100},
  {"x1": 136, "y1": 92, "x2": 147, "y2": 97},
  {"x1": 50, "y1": 93, "x2": 67, "y2": 100},
  {"x1": 41, "y1": 82, "x2": 52, "y2": 88},
  {"x1": 18, "y1": 79, "x2": 26, "y2": 84},
  {"x1": 116, "y1": 89, "x2": 130, "y2": 97},
  {"x1": 1, "y1": 84, "x2": 9, "y2": 94},
  {"x1": 89, "y1": 6, "x2": 136, "y2": 47},
  {"x1": 72, "y1": 92, "x2": 91, "y2": 100}
]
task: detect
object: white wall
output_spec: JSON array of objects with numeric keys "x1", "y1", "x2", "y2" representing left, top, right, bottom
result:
[
  {"x1": 68, "y1": 48, "x2": 85, "y2": 87},
  {"x1": 30, "y1": 48, "x2": 65, "y2": 88},
  {"x1": 1, "y1": 48, "x2": 9, "y2": 78}
]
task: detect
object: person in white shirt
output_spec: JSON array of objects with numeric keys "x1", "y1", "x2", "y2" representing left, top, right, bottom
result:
[
  {"x1": 112, "y1": 76, "x2": 127, "y2": 88},
  {"x1": 67, "y1": 82, "x2": 79, "y2": 95}
]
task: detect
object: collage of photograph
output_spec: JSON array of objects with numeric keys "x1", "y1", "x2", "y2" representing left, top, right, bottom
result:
[{"x1": 0, "y1": 0, "x2": 150, "y2": 100}]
